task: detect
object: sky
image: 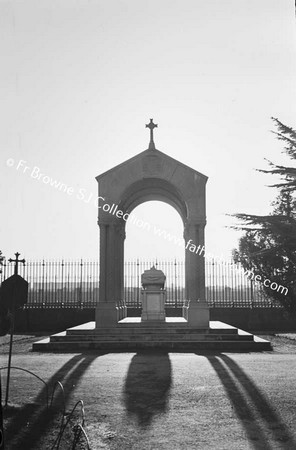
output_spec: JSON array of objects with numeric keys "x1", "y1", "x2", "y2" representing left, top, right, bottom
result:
[{"x1": 1, "y1": 0, "x2": 296, "y2": 262}]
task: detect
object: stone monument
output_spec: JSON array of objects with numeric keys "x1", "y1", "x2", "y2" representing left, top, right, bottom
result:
[
  {"x1": 95, "y1": 119, "x2": 210, "y2": 329},
  {"x1": 141, "y1": 266, "x2": 166, "y2": 322},
  {"x1": 31, "y1": 120, "x2": 271, "y2": 353}
]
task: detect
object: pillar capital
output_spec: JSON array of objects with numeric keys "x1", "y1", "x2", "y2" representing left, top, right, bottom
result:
[
  {"x1": 183, "y1": 221, "x2": 205, "y2": 241},
  {"x1": 184, "y1": 219, "x2": 206, "y2": 228},
  {"x1": 113, "y1": 221, "x2": 126, "y2": 240}
]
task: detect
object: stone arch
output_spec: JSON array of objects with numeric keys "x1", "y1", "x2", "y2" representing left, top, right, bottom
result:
[
  {"x1": 119, "y1": 177, "x2": 188, "y2": 223},
  {"x1": 95, "y1": 146, "x2": 208, "y2": 328}
]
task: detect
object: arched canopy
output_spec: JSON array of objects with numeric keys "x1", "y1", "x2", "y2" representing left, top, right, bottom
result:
[
  {"x1": 95, "y1": 146, "x2": 209, "y2": 328},
  {"x1": 119, "y1": 178, "x2": 188, "y2": 224},
  {"x1": 96, "y1": 148, "x2": 207, "y2": 226}
]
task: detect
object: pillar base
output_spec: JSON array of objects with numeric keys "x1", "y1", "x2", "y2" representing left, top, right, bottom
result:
[
  {"x1": 95, "y1": 302, "x2": 118, "y2": 328},
  {"x1": 141, "y1": 290, "x2": 166, "y2": 322},
  {"x1": 187, "y1": 300, "x2": 209, "y2": 328},
  {"x1": 141, "y1": 312, "x2": 166, "y2": 321}
]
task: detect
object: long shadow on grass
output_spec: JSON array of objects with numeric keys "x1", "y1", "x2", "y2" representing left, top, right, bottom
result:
[
  {"x1": 220, "y1": 355, "x2": 296, "y2": 448},
  {"x1": 123, "y1": 351, "x2": 172, "y2": 428},
  {"x1": 206, "y1": 355, "x2": 272, "y2": 449},
  {"x1": 4, "y1": 352, "x2": 99, "y2": 449},
  {"x1": 207, "y1": 355, "x2": 296, "y2": 449}
]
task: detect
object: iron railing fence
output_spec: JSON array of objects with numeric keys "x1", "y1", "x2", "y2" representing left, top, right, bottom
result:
[{"x1": 0, "y1": 259, "x2": 281, "y2": 308}]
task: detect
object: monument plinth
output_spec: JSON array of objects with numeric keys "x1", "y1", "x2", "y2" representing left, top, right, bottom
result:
[{"x1": 141, "y1": 266, "x2": 166, "y2": 322}]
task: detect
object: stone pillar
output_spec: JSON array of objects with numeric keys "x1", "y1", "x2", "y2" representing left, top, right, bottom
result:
[
  {"x1": 96, "y1": 221, "x2": 126, "y2": 327},
  {"x1": 184, "y1": 221, "x2": 209, "y2": 328},
  {"x1": 141, "y1": 266, "x2": 166, "y2": 322}
]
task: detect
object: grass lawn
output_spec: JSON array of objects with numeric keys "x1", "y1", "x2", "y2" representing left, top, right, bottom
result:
[{"x1": 1, "y1": 333, "x2": 296, "y2": 449}]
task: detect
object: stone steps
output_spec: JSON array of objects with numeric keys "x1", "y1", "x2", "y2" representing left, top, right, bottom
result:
[
  {"x1": 66, "y1": 327, "x2": 238, "y2": 335},
  {"x1": 50, "y1": 333, "x2": 253, "y2": 342},
  {"x1": 32, "y1": 320, "x2": 271, "y2": 352},
  {"x1": 32, "y1": 337, "x2": 270, "y2": 352}
]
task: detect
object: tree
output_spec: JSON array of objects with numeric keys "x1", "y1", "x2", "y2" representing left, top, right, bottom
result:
[
  {"x1": 232, "y1": 119, "x2": 296, "y2": 312},
  {"x1": 258, "y1": 118, "x2": 296, "y2": 192}
]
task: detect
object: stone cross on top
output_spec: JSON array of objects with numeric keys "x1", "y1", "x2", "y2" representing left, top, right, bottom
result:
[
  {"x1": 146, "y1": 118, "x2": 158, "y2": 150},
  {"x1": 8, "y1": 252, "x2": 25, "y2": 275}
]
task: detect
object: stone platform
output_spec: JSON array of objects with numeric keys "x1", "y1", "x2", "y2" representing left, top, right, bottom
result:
[{"x1": 32, "y1": 319, "x2": 271, "y2": 352}]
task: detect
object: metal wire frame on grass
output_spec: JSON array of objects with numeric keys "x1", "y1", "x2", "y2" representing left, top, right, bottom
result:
[
  {"x1": 0, "y1": 366, "x2": 91, "y2": 450},
  {"x1": 0, "y1": 366, "x2": 49, "y2": 409},
  {"x1": 51, "y1": 400, "x2": 89, "y2": 450}
]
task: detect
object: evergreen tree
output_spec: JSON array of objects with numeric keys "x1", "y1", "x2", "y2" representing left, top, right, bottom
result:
[
  {"x1": 259, "y1": 117, "x2": 296, "y2": 191},
  {"x1": 232, "y1": 119, "x2": 296, "y2": 312}
]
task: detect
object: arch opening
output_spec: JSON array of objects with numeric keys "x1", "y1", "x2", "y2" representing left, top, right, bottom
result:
[
  {"x1": 124, "y1": 200, "x2": 185, "y2": 309},
  {"x1": 124, "y1": 200, "x2": 185, "y2": 260}
]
